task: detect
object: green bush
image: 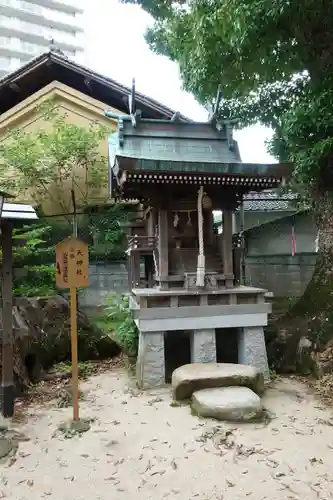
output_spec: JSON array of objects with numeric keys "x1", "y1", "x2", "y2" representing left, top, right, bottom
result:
[
  {"x1": 11, "y1": 225, "x2": 58, "y2": 297},
  {"x1": 105, "y1": 294, "x2": 139, "y2": 358},
  {"x1": 13, "y1": 264, "x2": 57, "y2": 297}
]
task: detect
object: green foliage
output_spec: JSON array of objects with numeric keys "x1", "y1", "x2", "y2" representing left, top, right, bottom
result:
[
  {"x1": 105, "y1": 294, "x2": 139, "y2": 357},
  {"x1": 54, "y1": 361, "x2": 94, "y2": 378},
  {"x1": 88, "y1": 204, "x2": 131, "y2": 260},
  {"x1": 13, "y1": 264, "x2": 57, "y2": 298},
  {"x1": 0, "y1": 98, "x2": 129, "y2": 299},
  {"x1": 0, "y1": 100, "x2": 109, "y2": 214},
  {"x1": 12, "y1": 224, "x2": 57, "y2": 297},
  {"x1": 129, "y1": 0, "x2": 331, "y2": 99},
  {"x1": 13, "y1": 224, "x2": 55, "y2": 264},
  {"x1": 127, "y1": 0, "x2": 333, "y2": 194},
  {"x1": 11, "y1": 205, "x2": 131, "y2": 298}
]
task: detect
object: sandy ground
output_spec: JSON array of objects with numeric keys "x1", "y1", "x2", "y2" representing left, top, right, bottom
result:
[{"x1": 1, "y1": 370, "x2": 333, "y2": 500}]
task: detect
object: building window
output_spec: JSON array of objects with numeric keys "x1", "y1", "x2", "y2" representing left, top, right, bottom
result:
[
  {"x1": 20, "y1": 40, "x2": 40, "y2": 54},
  {"x1": 19, "y1": 20, "x2": 43, "y2": 34},
  {"x1": 0, "y1": 36, "x2": 10, "y2": 46},
  {"x1": 0, "y1": 56, "x2": 10, "y2": 69},
  {"x1": 44, "y1": 6, "x2": 77, "y2": 26},
  {"x1": 48, "y1": 26, "x2": 78, "y2": 45},
  {"x1": 19, "y1": 1, "x2": 42, "y2": 14}
]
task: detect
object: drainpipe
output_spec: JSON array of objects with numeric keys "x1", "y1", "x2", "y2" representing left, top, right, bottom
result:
[{"x1": 240, "y1": 197, "x2": 246, "y2": 285}]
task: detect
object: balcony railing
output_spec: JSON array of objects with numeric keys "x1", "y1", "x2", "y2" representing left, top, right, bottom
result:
[{"x1": 127, "y1": 235, "x2": 157, "y2": 252}]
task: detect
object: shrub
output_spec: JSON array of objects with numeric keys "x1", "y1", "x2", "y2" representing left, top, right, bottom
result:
[{"x1": 105, "y1": 294, "x2": 139, "y2": 358}]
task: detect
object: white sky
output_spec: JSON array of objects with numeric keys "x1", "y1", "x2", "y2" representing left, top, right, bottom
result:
[{"x1": 82, "y1": 0, "x2": 275, "y2": 163}]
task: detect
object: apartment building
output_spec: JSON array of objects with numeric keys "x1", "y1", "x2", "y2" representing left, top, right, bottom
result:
[{"x1": 0, "y1": 0, "x2": 84, "y2": 76}]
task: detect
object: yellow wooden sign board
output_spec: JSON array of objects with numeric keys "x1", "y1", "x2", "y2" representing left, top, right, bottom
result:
[
  {"x1": 55, "y1": 236, "x2": 89, "y2": 422},
  {"x1": 56, "y1": 236, "x2": 89, "y2": 289}
]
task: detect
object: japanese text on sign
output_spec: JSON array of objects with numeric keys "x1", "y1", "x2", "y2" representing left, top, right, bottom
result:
[{"x1": 56, "y1": 237, "x2": 89, "y2": 289}]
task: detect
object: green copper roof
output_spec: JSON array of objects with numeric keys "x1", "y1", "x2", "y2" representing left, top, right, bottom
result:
[
  {"x1": 118, "y1": 158, "x2": 289, "y2": 178},
  {"x1": 107, "y1": 116, "x2": 292, "y2": 195}
]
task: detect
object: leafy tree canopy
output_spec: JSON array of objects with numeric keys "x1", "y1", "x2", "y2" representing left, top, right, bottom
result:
[
  {"x1": 125, "y1": 0, "x2": 333, "y2": 193},
  {"x1": 0, "y1": 100, "x2": 109, "y2": 216}
]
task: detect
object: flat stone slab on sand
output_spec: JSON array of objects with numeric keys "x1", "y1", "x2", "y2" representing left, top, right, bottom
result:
[
  {"x1": 192, "y1": 386, "x2": 262, "y2": 422},
  {"x1": 172, "y1": 363, "x2": 264, "y2": 401}
]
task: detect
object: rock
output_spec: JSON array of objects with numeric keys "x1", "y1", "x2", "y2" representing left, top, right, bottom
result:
[
  {"x1": 191, "y1": 386, "x2": 262, "y2": 422},
  {"x1": 172, "y1": 363, "x2": 264, "y2": 401},
  {"x1": 0, "y1": 295, "x2": 120, "y2": 391},
  {"x1": 0, "y1": 438, "x2": 16, "y2": 459}
]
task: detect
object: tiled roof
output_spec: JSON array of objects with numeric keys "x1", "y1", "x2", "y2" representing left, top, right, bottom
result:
[
  {"x1": 0, "y1": 51, "x2": 190, "y2": 121},
  {"x1": 242, "y1": 190, "x2": 297, "y2": 211},
  {"x1": 214, "y1": 190, "x2": 298, "y2": 225}
]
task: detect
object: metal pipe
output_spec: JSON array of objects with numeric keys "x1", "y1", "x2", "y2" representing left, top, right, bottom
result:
[
  {"x1": 104, "y1": 111, "x2": 205, "y2": 125},
  {"x1": 240, "y1": 197, "x2": 246, "y2": 285}
]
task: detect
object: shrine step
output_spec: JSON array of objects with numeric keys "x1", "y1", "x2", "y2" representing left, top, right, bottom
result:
[
  {"x1": 191, "y1": 386, "x2": 263, "y2": 422},
  {"x1": 172, "y1": 363, "x2": 265, "y2": 401}
]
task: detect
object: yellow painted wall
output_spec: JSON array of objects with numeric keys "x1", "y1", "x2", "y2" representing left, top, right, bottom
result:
[{"x1": 0, "y1": 81, "x2": 119, "y2": 214}]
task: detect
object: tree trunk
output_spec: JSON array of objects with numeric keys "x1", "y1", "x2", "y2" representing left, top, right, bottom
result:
[
  {"x1": 267, "y1": 193, "x2": 333, "y2": 372},
  {"x1": 289, "y1": 192, "x2": 333, "y2": 346}
]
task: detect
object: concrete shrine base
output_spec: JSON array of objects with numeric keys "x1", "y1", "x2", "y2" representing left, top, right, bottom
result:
[{"x1": 132, "y1": 286, "x2": 271, "y2": 389}]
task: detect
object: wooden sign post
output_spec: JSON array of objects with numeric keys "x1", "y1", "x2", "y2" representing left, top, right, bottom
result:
[{"x1": 56, "y1": 237, "x2": 89, "y2": 422}]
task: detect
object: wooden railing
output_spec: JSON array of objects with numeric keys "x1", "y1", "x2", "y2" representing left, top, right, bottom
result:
[{"x1": 127, "y1": 235, "x2": 157, "y2": 251}]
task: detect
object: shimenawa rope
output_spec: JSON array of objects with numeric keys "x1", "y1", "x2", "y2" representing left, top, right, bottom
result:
[{"x1": 196, "y1": 186, "x2": 205, "y2": 287}]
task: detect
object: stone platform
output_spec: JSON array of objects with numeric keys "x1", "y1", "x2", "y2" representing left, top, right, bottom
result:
[
  {"x1": 132, "y1": 286, "x2": 271, "y2": 389},
  {"x1": 192, "y1": 386, "x2": 263, "y2": 422},
  {"x1": 173, "y1": 363, "x2": 264, "y2": 422},
  {"x1": 172, "y1": 363, "x2": 264, "y2": 400}
]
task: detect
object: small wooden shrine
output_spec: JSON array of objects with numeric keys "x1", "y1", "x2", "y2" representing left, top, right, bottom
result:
[{"x1": 105, "y1": 89, "x2": 291, "y2": 389}]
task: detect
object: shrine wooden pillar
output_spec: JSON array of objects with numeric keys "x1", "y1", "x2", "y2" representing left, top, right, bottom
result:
[
  {"x1": 133, "y1": 251, "x2": 141, "y2": 287},
  {"x1": 146, "y1": 208, "x2": 156, "y2": 286},
  {"x1": 158, "y1": 208, "x2": 168, "y2": 288},
  {"x1": 222, "y1": 208, "x2": 234, "y2": 287}
]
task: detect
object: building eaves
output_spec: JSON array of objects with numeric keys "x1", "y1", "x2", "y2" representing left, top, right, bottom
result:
[
  {"x1": 0, "y1": 51, "x2": 191, "y2": 121},
  {"x1": 2, "y1": 202, "x2": 38, "y2": 221}
]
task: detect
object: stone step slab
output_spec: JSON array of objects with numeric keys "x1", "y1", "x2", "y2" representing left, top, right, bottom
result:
[
  {"x1": 172, "y1": 363, "x2": 264, "y2": 401},
  {"x1": 191, "y1": 386, "x2": 263, "y2": 422}
]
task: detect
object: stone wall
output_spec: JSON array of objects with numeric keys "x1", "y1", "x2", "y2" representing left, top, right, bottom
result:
[
  {"x1": 243, "y1": 211, "x2": 317, "y2": 297},
  {"x1": 78, "y1": 260, "x2": 145, "y2": 313},
  {"x1": 79, "y1": 261, "x2": 129, "y2": 312},
  {"x1": 245, "y1": 211, "x2": 317, "y2": 256},
  {"x1": 245, "y1": 253, "x2": 317, "y2": 297}
]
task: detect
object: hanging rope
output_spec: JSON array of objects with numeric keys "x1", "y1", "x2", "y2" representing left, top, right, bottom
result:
[
  {"x1": 153, "y1": 225, "x2": 159, "y2": 279},
  {"x1": 196, "y1": 186, "x2": 205, "y2": 287},
  {"x1": 186, "y1": 210, "x2": 192, "y2": 226},
  {"x1": 173, "y1": 212, "x2": 179, "y2": 228},
  {"x1": 153, "y1": 249, "x2": 159, "y2": 278}
]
